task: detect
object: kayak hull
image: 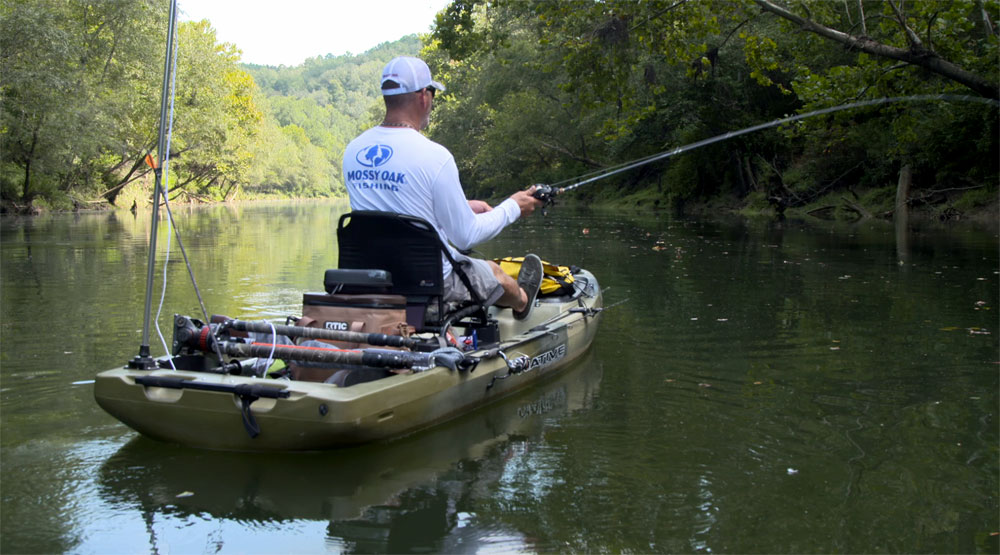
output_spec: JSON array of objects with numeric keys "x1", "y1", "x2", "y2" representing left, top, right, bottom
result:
[{"x1": 94, "y1": 270, "x2": 602, "y2": 451}]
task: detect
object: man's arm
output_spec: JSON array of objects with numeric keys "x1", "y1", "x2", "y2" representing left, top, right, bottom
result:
[
  {"x1": 433, "y1": 160, "x2": 530, "y2": 251},
  {"x1": 468, "y1": 199, "x2": 493, "y2": 214}
]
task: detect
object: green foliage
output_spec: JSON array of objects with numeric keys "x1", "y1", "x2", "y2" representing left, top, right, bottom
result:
[
  {"x1": 244, "y1": 35, "x2": 421, "y2": 199},
  {"x1": 0, "y1": 1, "x2": 421, "y2": 211},
  {"x1": 420, "y1": 0, "x2": 996, "y2": 220},
  {"x1": 165, "y1": 20, "x2": 263, "y2": 201},
  {"x1": 3, "y1": 0, "x2": 995, "y2": 219},
  {"x1": 953, "y1": 187, "x2": 998, "y2": 211},
  {"x1": 759, "y1": 0, "x2": 999, "y2": 213},
  {"x1": 0, "y1": 0, "x2": 165, "y2": 208},
  {"x1": 858, "y1": 186, "x2": 898, "y2": 213}
]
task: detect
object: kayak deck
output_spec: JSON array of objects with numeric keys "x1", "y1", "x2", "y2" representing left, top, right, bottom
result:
[{"x1": 94, "y1": 270, "x2": 602, "y2": 451}]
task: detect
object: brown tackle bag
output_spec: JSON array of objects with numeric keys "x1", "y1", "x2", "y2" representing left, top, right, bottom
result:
[
  {"x1": 291, "y1": 293, "x2": 412, "y2": 383},
  {"x1": 298, "y1": 293, "x2": 411, "y2": 349}
]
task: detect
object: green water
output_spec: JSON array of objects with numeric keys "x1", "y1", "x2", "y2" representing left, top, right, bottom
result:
[{"x1": 1, "y1": 201, "x2": 997, "y2": 553}]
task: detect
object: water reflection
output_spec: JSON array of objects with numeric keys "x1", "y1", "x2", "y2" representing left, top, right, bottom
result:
[
  {"x1": 2, "y1": 204, "x2": 997, "y2": 553},
  {"x1": 92, "y1": 354, "x2": 602, "y2": 552}
]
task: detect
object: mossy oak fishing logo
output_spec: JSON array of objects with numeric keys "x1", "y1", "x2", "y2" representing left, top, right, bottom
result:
[
  {"x1": 356, "y1": 144, "x2": 393, "y2": 167},
  {"x1": 529, "y1": 343, "x2": 566, "y2": 370},
  {"x1": 349, "y1": 144, "x2": 407, "y2": 192}
]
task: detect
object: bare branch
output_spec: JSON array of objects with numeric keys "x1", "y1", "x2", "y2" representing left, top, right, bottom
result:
[
  {"x1": 537, "y1": 141, "x2": 603, "y2": 168},
  {"x1": 857, "y1": 0, "x2": 867, "y2": 35},
  {"x1": 886, "y1": 0, "x2": 923, "y2": 48},
  {"x1": 752, "y1": 0, "x2": 999, "y2": 99},
  {"x1": 975, "y1": 0, "x2": 996, "y2": 37}
]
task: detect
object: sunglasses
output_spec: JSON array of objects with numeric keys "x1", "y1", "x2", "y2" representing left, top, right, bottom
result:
[{"x1": 423, "y1": 87, "x2": 436, "y2": 99}]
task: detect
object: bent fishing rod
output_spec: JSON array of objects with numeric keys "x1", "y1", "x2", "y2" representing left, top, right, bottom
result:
[{"x1": 528, "y1": 94, "x2": 999, "y2": 210}]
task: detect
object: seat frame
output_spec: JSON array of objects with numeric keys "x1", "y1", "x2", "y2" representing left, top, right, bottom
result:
[{"x1": 335, "y1": 211, "x2": 492, "y2": 335}]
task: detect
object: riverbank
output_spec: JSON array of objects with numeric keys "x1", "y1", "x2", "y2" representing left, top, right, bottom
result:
[
  {"x1": 3, "y1": 188, "x2": 995, "y2": 233},
  {"x1": 593, "y1": 185, "x2": 999, "y2": 230},
  {"x1": 0, "y1": 194, "x2": 347, "y2": 217}
]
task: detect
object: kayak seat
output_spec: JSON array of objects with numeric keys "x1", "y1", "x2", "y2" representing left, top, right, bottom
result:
[
  {"x1": 323, "y1": 268, "x2": 393, "y2": 294},
  {"x1": 336, "y1": 211, "x2": 489, "y2": 333}
]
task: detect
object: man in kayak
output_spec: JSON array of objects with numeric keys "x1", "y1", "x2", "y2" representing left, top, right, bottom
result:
[{"x1": 342, "y1": 56, "x2": 544, "y2": 319}]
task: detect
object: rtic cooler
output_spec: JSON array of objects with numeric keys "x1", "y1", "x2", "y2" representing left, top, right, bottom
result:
[{"x1": 299, "y1": 293, "x2": 409, "y2": 349}]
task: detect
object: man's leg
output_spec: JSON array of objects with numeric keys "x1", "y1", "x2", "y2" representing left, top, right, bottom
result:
[
  {"x1": 490, "y1": 261, "x2": 527, "y2": 311},
  {"x1": 490, "y1": 254, "x2": 544, "y2": 320}
]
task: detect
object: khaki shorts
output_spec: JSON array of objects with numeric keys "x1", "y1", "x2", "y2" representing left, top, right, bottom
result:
[{"x1": 442, "y1": 254, "x2": 504, "y2": 306}]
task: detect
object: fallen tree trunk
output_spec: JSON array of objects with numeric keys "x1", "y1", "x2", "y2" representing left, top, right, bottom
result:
[{"x1": 841, "y1": 196, "x2": 873, "y2": 219}]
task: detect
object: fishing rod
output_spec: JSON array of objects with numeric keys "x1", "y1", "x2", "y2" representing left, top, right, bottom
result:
[
  {"x1": 129, "y1": 0, "x2": 179, "y2": 370},
  {"x1": 172, "y1": 315, "x2": 468, "y2": 372},
  {"x1": 129, "y1": 0, "x2": 222, "y2": 371},
  {"x1": 529, "y1": 94, "x2": 999, "y2": 208},
  {"x1": 218, "y1": 318, "x2": 438, "y2": 351}
]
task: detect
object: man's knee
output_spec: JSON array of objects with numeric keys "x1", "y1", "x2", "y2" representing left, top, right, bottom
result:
[
  {"x1": 488, "y1": 260, "x2": 508, "y2": 283},
  {"x1": 490, "y1": 260, "x2": 527, "y2": 309}
]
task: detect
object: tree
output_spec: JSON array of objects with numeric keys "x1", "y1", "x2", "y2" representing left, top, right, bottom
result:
[
  {"x1": 153, "y1": 20, "x2": 261, "y2": 201},
  {"x1": 0, "y1": 0, "x2": 165, "y2": 208},
  {"x1": 244, "y1": 35, "x2": 422, "y2": 199},
  {"x1": 424, "y1": 0, "x2": 996, "y2": 216},
  {"x1": 752, "y1": 0, "x2": 998, "y2": 99}
]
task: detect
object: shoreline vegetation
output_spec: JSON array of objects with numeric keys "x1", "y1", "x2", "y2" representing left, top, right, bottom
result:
[
  {"x1": 2, "y1": 1, "x2": 996, "y2": 227},
  {"x1": 3, "y1": 191, "x2": 995, "y2": 232}
]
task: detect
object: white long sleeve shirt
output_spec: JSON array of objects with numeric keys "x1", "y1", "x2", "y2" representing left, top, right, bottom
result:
[{"x1": 342, "y1": 127, "x2": 520, "y2": 276}]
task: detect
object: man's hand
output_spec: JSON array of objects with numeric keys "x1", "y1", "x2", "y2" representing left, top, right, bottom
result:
[
  {"x1": 510, "y1": 186, "x2": 544, "y2": 217},
  {"x1": 468, "y1": 199, "x2": 493, "y2": 214}
]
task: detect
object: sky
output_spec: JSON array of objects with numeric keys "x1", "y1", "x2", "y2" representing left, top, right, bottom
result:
[{"x1": 178, "y1": 0, "x2": 452, "y2": 67}]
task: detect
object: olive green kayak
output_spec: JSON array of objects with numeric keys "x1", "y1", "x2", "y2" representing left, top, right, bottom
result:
[{"x1": 94, "y1": 269, "x2": 602, "y2": 451}]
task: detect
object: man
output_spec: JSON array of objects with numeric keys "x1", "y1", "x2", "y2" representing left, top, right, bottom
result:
[{"x1": 342, "y1": 56, "x2": 544, "y2": 319}]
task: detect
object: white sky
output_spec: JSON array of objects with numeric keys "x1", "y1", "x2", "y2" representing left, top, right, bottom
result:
[{"x1": 178, "y1": 0, "x2": 452, "y2": 67}]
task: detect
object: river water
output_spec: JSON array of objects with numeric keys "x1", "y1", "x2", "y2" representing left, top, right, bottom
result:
[{"x1": 1, "y1": 201, "x2": 997, "y2": 553}]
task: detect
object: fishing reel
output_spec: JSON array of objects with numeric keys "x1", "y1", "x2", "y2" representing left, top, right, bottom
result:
[{"x1": 531, "y1": 184, "x2": 562, "y2": 216}]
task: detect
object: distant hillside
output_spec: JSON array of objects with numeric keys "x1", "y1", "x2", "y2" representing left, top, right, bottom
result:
[{"x1": 242, "y1": 35, "x2": 422, "y2": 198}]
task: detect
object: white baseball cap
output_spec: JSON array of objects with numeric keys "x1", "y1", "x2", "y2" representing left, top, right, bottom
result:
[{"x1": 380, "y1": 56, "x2": 445, "y2": 96}]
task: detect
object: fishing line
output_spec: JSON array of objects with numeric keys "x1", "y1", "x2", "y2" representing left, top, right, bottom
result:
[{"x1": 545, "y1": 94, "x2": 999, "y2": 194}]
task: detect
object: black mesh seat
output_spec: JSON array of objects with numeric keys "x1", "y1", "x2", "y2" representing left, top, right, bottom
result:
[{"x1": 336, "y1": 211, "x2": 489, "y2": 332}]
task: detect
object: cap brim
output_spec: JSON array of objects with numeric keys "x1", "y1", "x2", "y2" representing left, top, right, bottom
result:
[{"x1": 429, "y1": 80, "x2": 446, "y2": 93}]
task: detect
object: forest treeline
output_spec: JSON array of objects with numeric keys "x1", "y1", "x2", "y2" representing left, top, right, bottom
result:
[
  {"x1": 424, "y1": 0, "x2": 998, "y2": 220},
  {"x1": 0, "y1": 0, "x2": 418, "y2": 212},
  {"x1": 2, "y1": 0, "x2": 997, "y2": 220}
]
